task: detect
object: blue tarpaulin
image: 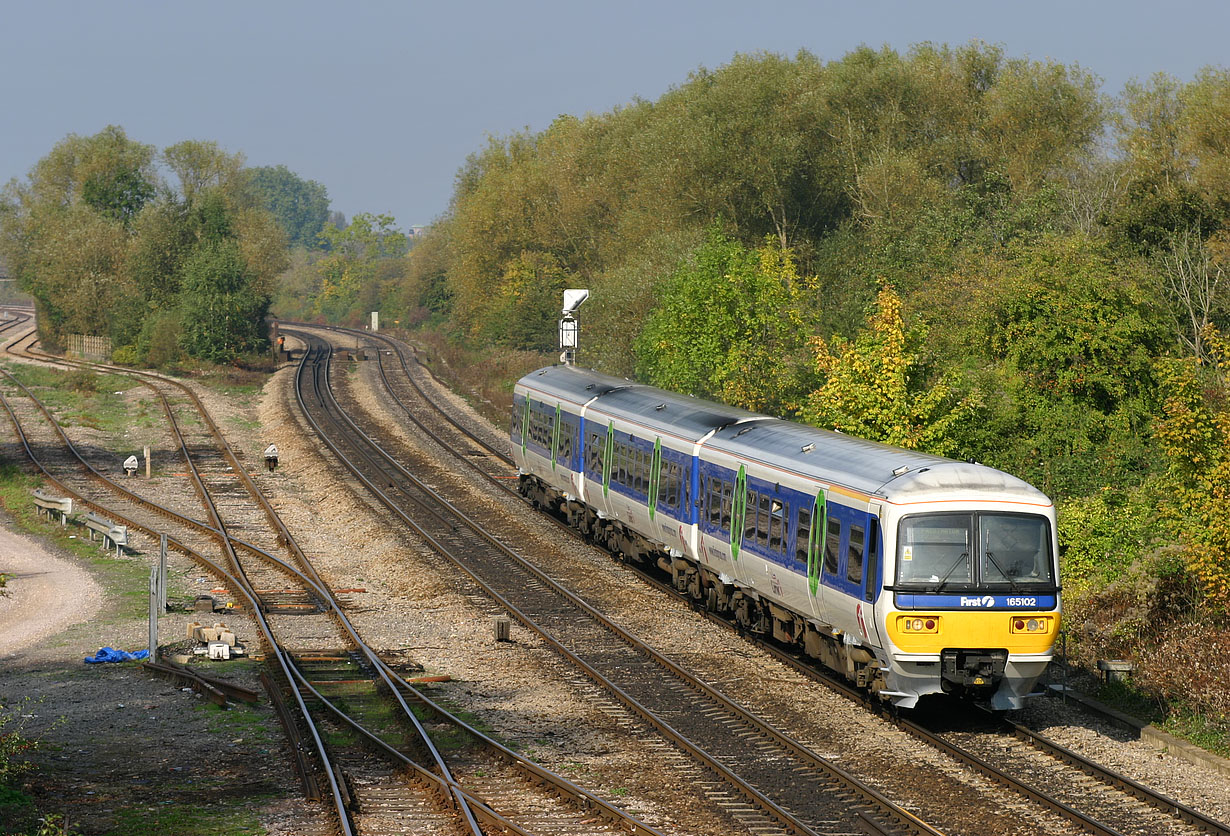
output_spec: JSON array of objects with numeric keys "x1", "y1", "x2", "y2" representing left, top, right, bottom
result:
[{"x1": 84, "y1": 647, "x2": 150, "y2": 664}]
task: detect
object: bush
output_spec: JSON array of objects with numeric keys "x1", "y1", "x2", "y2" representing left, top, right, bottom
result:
[
  {"x1": 0, "y1": 702, "x2": 37, "y2": 787},
  {"x1": 1057, "y1": 485, "x2": 1159, "y2": 593},
  {"x1": 62, "y1": 369, "x2": 96, "y2": 395},
  {"x1": 1142, "y1": 627, "x2": 1230, "y2": 717},
  {"x1": 110, "y1": 344, "x2": 139, "y2": 366}
]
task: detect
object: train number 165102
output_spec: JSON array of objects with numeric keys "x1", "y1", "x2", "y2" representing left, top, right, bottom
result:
[{"x1": 1006, "y1": 596, "x2": 1037, "y2": 607}]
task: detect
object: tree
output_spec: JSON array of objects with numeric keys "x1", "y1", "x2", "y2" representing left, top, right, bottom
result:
[
  {"x1": 0, "y1": 126, "x2": 155, "y2": 348},
  {"x1": 163, "y1": 140, "x2": 246, "y2": 206},
  {"x1": 247, "y1": 165, "x2": 331, "y2": 249},
  {"x1": 635, "y1": 230, "x2": 813, "y2": 414},
  {"x1": 986, "y1": 236, "x2": 1167, "y2": 412},
  {"x1": 1182, "y1": 67, "x2": 1230, "y2": 211},
  {"x1": 312, "y1": 213, "x2": 407, "y2": 324},
  {"x1": 1153, "y1": 339, "x2": 1230, "y2": 613},
  {"x1": 1160, "y1": 228, "x2": 1230, "y2": 365},
  {"x1": 179, "y1": 239, "x2": 270, "y2": 363},
  {"x1": 800, "y1": 284, "x2": 976, "y2": 456}
]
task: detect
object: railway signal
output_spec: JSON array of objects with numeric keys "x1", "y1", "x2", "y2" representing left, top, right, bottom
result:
[{"x1": 559, "y1": 289, "x2": 589, "y2": 366}]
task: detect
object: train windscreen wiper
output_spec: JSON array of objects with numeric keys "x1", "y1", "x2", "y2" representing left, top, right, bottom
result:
[
  {"x1": 926, "y1": 552, "x2": 969, "y2": 593},
  {"x1": 983, "y1": 551, "x2": 1022, "y2": 592}
]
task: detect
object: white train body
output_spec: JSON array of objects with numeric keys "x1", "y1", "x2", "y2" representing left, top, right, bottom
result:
[{"x1": 512, "y1": 365, "x2": 1060, "y2": 710}]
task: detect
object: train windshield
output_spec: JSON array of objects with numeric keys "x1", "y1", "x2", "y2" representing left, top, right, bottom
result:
[{"x1": 896, "y1": 513, "x2": 1054, "y2": 591}]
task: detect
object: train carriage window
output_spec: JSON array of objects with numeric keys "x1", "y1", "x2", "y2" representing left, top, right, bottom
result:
[
  {"x1": 754, "y1": 493, "x2": 770, "y2": 546},
  {"x1": 705, "y1": 476, "x2": 721, "y2": 525},
  {"x1": 662, "y1": 461, "x2": 681, "y2": 510},
  {"x1": 824, "y1": 517, "x2": 841, "y2": 575},
  {"x1": 720, "y1": 481, "x2": 733, "y2": 531},
  {"x1": 566, "y1": 421, "x2": 577, "y2": 462},
  {"x1": 846, "y1": 525, "x2": 865, "y2": 585},
  {"x1": 769, "y1": 500, "x2": 785, "y2": 552},
  {"x1": 635, "y1": 448, "x2": 646, "y2": 493},
  {"x1": 743, "y1": 490, "x2": 759, "y2": 541},
  {"x1": 796, "y1": 507, "x2": 812, "y2": 566},
  {"x1": 586, "y1": 430, "x2": 605, "y2": 474}
]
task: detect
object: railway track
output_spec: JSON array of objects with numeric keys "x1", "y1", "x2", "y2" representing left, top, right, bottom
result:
[
  {"x1": 311, "y1": 322, "x2": 1230, "y2": 836},
  {"x1": 291, "y1": 328, "x2": 942, "y2": 836},
  {"x1": 1, "y1": 322, "x2": 664, "y2": 836}
]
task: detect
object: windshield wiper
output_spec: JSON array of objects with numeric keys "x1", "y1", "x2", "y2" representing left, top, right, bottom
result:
[
  {"x1": 926, "y1": 552, "x2": 969, "y2": 592},
  {"x1": 983, "y1": 551, "x2": 1021, "y2": 592}
]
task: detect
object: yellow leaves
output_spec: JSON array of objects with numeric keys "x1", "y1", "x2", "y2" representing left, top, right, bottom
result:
[
  {"x1": 1154, "y1": 332, "x2": 1230, "y2": 613},
  {"x1": 801, "y1": 284, "x2": 975, "y2": 456}
]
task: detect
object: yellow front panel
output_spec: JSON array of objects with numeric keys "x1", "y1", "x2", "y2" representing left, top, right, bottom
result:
[{"x1": 887, "y1": 611, "x2": 1060, "y2": 654}]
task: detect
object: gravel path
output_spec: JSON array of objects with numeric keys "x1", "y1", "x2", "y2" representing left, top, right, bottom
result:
[{"x1": 0, "y1": 523, "x2": 102, "y2": 660}]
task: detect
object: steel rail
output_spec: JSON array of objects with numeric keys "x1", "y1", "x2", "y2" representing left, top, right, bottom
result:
[
  {"x1": 293, "y1": 329, "x2": 942, "y2": 836},
  {"x1": 5, "y1": 326, "x2": 664, "y2": 836},
  {"x1": 0, "y1": 383, "x2": 356, "y2": 831},
  {"x1": 0, "y1": 332, "x2": 483, "y2": 836},
  {"x1": 342, "y1": 325, "x2": 1230, "y2": 836},
  {"x1": 0, "y1": 366, "x2": 356, "y2": 835},
  {"x1": 293, "y1": 339, "x2": 670, "y2": 836}
]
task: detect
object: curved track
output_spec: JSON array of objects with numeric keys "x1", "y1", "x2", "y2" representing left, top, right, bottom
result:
[
  {"x1": 315, "y1": 322, "x2": 1230, "y2": 836},
  {"x1": 0, "y1": 319, "x2": 662, "y2": 836},
  {"x1": 291, "y1": 327, "x2": 939, "y2": 836}
]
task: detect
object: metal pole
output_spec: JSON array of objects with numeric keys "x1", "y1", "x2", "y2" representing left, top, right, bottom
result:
[
  {"x1": 159, "y1": 534, "x2": 168, "y2": 612},
  {"x1": 148, "y1": 564, "x2": 158, "y2": 660}
]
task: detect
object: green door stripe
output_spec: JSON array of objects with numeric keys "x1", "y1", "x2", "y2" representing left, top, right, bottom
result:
[
  {"x1": 649, "y1": 438, "x2": 662, "y2": 520},
  {"x1": 732, "y1": 465, "x2": 747, "y2": 561},
  {"x1": 808, "y1": 490, "x2": 826, "y2": 596}
]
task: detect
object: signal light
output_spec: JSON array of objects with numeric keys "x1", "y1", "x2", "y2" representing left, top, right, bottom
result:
[
  {"x1": 897, "y1": 615, "x2": 939, "y2": 634},
  {"x1": 1010, "y1": 616, "x2": 1051, "y2": 634}
]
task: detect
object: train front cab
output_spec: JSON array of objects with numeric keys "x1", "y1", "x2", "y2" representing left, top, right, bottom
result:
[{"x1": 878, "y1": 506, "x2": 1060, "y2": 710}]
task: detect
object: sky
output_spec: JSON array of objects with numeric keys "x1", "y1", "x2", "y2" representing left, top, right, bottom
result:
[{"x1": 2, "y1": 1, "x2": 1228, "y2": 230}]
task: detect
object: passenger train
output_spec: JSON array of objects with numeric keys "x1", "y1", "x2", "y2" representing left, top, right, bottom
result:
[{"x1": 512, "y1": 365, "x2": 1060, "y2": 710}]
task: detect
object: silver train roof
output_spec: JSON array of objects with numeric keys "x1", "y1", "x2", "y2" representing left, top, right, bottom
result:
[{"x1": 517, "y1": 365, "x2": 1051, "y2": 508}]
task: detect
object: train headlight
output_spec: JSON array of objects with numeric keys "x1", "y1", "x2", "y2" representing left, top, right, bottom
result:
[
  {"x1": 1010, "y1": 616, "x2": 1052, "y2": 634},
  {"x1": 896, "y1": 615, "x2": 939, "y2": 633}
]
